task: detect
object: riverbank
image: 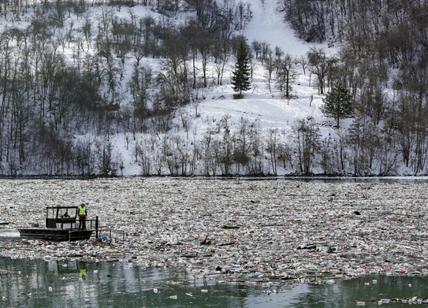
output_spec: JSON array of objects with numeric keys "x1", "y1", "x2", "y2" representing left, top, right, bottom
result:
[{"x1": 0, "y1": 178, "x2": 427, "y2": 285}]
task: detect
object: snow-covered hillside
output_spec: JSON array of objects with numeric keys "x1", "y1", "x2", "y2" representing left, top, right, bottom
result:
[
  {"x1": 47, "y1": 0, "x2": 337, "y2": 175},
  {"x1": 195, "y1": 0, "x2": 332, "y2": 128},
  {"x1": 243, "y1": 0, "x2": 327, "y2": 56},
  {"x1": 193, "y1": 63, "x2": 325, "y2": 132},
  {"x1": 106, "y1": 0, "x2": 336, "y2": 175},
  {"x1": 113, "y1": 59, "x2": 332, "y2": 176},
  {"x1": 0, "y1": 0, "x2": 425, "y2": 176}
]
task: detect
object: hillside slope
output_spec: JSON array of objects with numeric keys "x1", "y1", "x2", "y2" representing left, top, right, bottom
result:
[
  {"x1": 243, "y1": 0, "x2": 327, "y2": 56},
  {"x1": 0, "y1": 0, "x2": 426, "y2": 176}
]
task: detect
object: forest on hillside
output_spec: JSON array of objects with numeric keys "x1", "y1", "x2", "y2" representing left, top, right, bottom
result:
[
  {"x1": 280, "y1": 0, "x2": 428, "y2": 175},
  {"x1": 0, "y1": 0, "x2": 426, "y2": 176}
]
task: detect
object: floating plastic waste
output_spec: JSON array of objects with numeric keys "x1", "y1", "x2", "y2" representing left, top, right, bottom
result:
[{"x1": 0, "y1": 178, "x2": 426, "y2": 286}]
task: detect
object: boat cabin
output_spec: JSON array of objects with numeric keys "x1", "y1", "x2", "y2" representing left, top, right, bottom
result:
[{"x1": 46, "y1": 206, "x2": 79, "y2": 230}]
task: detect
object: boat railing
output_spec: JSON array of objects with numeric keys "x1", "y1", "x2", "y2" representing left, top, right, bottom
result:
[
  {"x1": 51, "y1": 216, "x2": 100, "y2": 240},
  {"x1": 46, "y1": 216, "x2": 98, "y2": 231}
]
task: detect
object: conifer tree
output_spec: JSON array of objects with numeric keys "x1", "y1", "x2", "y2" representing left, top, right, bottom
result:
[
  {"x1": 322, "y1": 84, "x2": 353, "y2": 128},
  {"x1": 231, "y1": 40, "x2": 251, "y2": 98}
]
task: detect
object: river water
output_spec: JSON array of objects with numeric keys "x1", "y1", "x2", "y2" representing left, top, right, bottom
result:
[
  {"x1": 0, "y1": 257, "x2": 427, "y2": 307},
  {"x1": 1, "y1": 177, "x2": 428, "y2": 307}
]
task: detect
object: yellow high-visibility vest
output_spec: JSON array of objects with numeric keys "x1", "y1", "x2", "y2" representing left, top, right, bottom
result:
[{"x1": 79, "y1": 207, "x2": 87, "y2": 216}]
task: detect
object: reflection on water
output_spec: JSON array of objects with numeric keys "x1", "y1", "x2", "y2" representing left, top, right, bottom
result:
[{"x1": 0, "y1": 258, "x2": 427, "y2": 307}]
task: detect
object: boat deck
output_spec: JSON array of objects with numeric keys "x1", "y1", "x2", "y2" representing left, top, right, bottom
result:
[{"x1": 19, "y1": 228, "x2": 94, "y2": 241}]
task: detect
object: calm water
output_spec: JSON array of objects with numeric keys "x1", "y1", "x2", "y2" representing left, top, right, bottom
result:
[{"x1": 0, "y1": 258, "x2": 427, "y2": 307}]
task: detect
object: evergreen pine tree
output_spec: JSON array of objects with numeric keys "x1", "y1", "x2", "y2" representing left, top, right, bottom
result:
[
  {"x1": 322, "y1": 84, "x2": 353, "y2": 128},
  {"x1": 231, "y1": 41, "x2": 251, "y2": 98}
]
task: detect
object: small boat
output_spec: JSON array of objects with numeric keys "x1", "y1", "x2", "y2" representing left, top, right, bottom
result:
[{"x1": 19, "y1": 206, "x2": 99, "y2": 242}]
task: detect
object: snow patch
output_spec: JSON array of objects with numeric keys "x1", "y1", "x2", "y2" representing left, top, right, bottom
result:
[{"x1": 243, "y1": 0, "x2": 329, "y2": 56}]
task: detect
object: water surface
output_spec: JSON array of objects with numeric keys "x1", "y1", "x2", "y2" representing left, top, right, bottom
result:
[{"x1": 1, "y1": 258, "x2": 427, "y2": 307}]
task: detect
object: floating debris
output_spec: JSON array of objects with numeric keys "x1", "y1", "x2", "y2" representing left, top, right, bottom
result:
[
  {"x1": 0, "y1": 178, "x2": 427, "y2": 286},
  {"x1": 297, "y1": 243, "x2": 317, "y2": 250},
  {"x1": 221, "y1": 224, "x2": 240, "y2": 230}
]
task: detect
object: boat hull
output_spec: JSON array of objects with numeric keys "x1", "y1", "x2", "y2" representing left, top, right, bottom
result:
[{"x1": 18, "y1": 228, "x2": 93, "y2": 241}]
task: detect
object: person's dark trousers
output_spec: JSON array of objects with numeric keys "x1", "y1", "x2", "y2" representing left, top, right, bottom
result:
[{"x1": 79, "y1": 216, "x2": 86, "y2": 230}]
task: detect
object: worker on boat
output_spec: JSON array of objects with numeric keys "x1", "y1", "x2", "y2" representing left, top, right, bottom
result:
[
  {"x1": 78, "y1": 203, "x2": 88, "y2": 230},
  {"x1": 61, "y1": 210, "x2": 71, "y2": 229}
]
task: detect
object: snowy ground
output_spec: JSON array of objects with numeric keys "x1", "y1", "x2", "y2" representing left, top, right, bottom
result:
[
  {"x1": 242, "y1": 0, "x2": 329, "y2": 56},
  {"x1": 191, "y1": 63, "x2": 327, "y2": 133},
  {"x1": 192, "y1": 0, "x2": 336, "y2": 133},
  {"x1": 0, "y1": 178, "x2": 427, "y2": 285}
]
